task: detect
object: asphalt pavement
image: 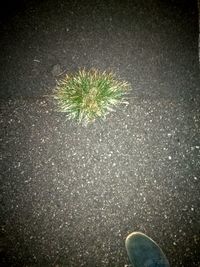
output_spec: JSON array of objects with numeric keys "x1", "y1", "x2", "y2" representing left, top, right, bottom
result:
[{"x1": 0, "y1": 0, "x2": 200, "y2": 266}]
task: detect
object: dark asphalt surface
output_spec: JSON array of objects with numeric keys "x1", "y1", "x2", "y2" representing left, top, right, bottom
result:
[{"x1": 0, "y1": 0, "x2": 200, "y2": 266}]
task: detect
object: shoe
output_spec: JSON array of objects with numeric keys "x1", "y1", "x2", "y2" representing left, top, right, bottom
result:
[{"x1": 125, "y1": 232, "x2": 170, "y2": 267}]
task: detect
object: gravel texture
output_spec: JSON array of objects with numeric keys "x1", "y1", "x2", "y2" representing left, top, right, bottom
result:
[{"x1": 0, "y1": 0, "x2": 200, "y2": 266}]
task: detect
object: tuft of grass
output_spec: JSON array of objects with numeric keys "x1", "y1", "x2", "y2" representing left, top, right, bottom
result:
[{"x1": 54, "y1": 69, "x2": 130, "y2": 124}]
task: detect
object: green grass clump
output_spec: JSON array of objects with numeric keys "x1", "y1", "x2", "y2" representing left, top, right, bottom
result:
[{"x1": 54, "y1": 69, "x2": 130, "y2": 124}]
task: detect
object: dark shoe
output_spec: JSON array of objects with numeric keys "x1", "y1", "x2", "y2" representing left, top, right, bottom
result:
[{"x1": 125, "y1": 232, "x2": 170, "y2": 267}]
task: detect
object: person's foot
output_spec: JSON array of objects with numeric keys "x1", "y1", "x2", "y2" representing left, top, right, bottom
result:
[{"x1": 125, "y1": 232, "x2": 170, "y2": 267}]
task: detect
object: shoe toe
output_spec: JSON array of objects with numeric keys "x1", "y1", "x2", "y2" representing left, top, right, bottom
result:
[{"x1": 125, "y1": 232, "x2": 170, "y2": 267}]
